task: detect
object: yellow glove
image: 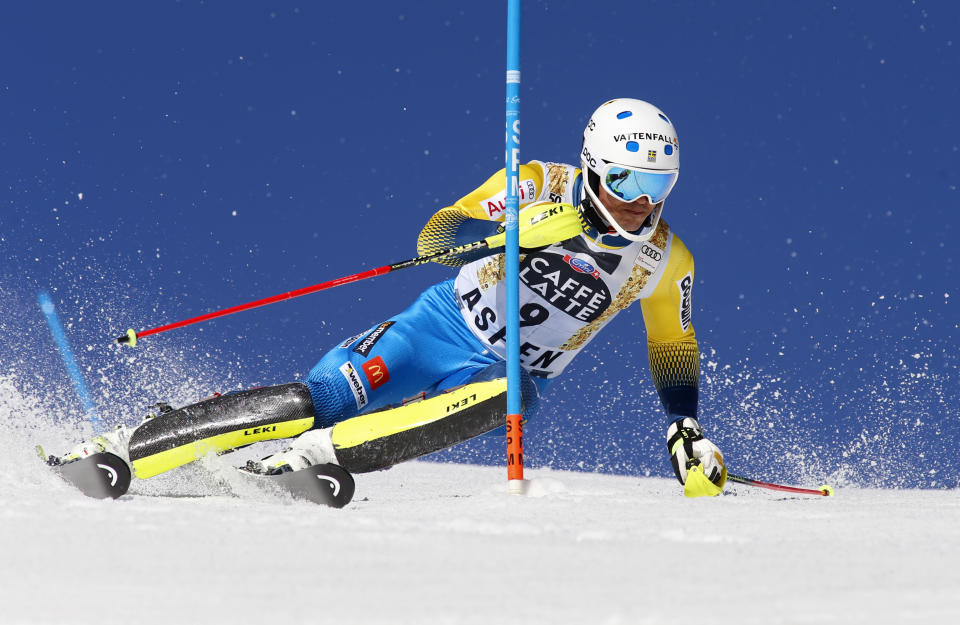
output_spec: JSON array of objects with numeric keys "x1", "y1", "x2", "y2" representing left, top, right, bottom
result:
[{"x1": 666, "y1": 417, "x2": 727, "y2": 498}]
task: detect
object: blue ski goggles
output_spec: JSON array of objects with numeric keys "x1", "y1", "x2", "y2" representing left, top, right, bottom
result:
[{"x1": 602, "y1": 164, "x2": 678, "y2": 204}]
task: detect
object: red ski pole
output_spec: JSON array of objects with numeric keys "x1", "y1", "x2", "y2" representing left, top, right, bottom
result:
[
  {"x1": 114, "y1": 239, "x2": 489, "y2": 347},
  {"x1": 727, "y1": 473, "x2": 834, "y2": 497},
  {"x1": 114, "y1": 202, "x2": 583, "y2": 346}
]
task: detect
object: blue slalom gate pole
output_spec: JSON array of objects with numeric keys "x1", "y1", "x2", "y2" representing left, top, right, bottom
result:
[
  {"x1": 37, "y1": 290, "x2": 100, "y2": 426},
  {"x1": 505, "y1": 0, "x2": 525, "y2": 490}
]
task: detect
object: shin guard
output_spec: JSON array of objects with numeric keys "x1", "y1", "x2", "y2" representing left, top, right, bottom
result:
[
  {"x1": 129, "y1": 383, "x2": 315, "y2": 478},
  {"x1": 330, "y1": 378, "x2": 508, "y2": 473}
]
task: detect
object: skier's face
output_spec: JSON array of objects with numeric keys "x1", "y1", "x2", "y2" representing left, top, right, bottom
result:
[{"x1": 598, "y1": 186, "x2": 657, "y2": 232}]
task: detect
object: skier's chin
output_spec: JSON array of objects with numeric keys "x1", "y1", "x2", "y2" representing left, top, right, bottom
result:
[{"x1": 610, "y1": 210, "x2": 650, "y2": 232}]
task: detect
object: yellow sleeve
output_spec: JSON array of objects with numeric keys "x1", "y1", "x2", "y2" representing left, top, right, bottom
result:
[
  {"x1": 417, "y1": 162, "x2": 545, "y2": 266},
  {"x1": 640, "y1": 233, "x2": 700, "y2": 418},
  {"x1": 449, "y1": 162, "x2": 545, "y2": 221}
]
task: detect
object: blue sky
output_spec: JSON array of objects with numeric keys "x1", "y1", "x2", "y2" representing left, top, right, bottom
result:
[{"x1": 2, "y1": 2, "x2": 957, "y2": 486}]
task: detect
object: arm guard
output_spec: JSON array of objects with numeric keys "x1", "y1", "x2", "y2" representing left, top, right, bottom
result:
[
  {"x1": 417, "y1": 207, "x2": 501, "y2": 267},
  {"x1": 648, "y1": 340, "x2": 699, "y2": 419},
  {"x1": 640, "y1": 232, "x2": 700, "y2": 420}
]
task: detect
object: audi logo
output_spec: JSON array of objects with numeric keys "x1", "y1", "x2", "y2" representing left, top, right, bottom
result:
[{"x1": 641, "y1": 245, "x2": 662, "y2": 262}]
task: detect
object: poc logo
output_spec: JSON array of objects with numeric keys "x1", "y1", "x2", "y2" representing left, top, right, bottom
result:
[
  {"x1": 676, "y1": 273, "x2": 693, "y2": 332},
  {"x1": 581, "y1": 145, "x2": 597, "y2": 168}
]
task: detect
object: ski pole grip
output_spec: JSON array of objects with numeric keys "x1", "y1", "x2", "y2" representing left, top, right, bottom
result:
[{"x1": 115, "y1": 329, "x2": 138, "y2": 347}]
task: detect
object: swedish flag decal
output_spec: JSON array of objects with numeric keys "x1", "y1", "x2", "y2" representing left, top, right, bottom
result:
[{"x1": 647, "y1": 149, "x2": 657, "y2": 162}]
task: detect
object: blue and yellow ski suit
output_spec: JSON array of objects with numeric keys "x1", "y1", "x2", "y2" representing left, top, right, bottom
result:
[{"x1": 305, "y1": 161, "x2": 700, "y2": 428}]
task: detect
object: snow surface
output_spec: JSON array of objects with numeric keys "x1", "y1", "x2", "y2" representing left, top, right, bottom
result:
[{"x1": 3, "y1": 423, "x2": 960, "y2": 624}]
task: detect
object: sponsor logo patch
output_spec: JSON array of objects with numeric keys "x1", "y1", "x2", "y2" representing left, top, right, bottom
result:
[
  {"x1": 97, "y1": 463, "x2": 119, "y2": 486},
  {"x1": 243, "y1": 425, "x2": 278, "y2": 436},
  {"x1": 352, "y1": 321, "x2": 394, "y2": 357},
  {"x1": 481, "y1": 178, "x2": 537, "y2": 218},
  {"x1": 446, "y1": 392, "x2": 478, "y2": 413},
  {"x1": 361, "y1": 356, "x2": 390, "y2": 391},
  {"x1": 612, "y1": 132, "x2": 678, "y2": 147},
  {"x1": 637, "y1": 242, "x2": 665, "y2": 272},
  {"x1": 519, "y1": 252, "x2": 612, "y2": 322},
  {"x1": 676, "y1": 273, "x2": 693, "y2": 332},
  {"x1": 563, "y1": 254, "x2": 600, "y2": 279},
  {"x1": 338, "y1": 331, "x2": 366, "y2": 349},
  {"x1": 339, "y1": 362, "x2": 369, "y2": 410}
]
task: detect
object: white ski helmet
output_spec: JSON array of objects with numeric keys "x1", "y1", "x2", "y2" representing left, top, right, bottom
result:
[{"x1": 580, "y1": 99, "x2": 679, "y2": 242}]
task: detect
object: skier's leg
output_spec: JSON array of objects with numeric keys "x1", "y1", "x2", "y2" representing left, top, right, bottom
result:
[
  {"x1": 113, "y1": 303, "x2": 450, "y2": 478},
  {"x1": 440, "y1": 360, "x2": 552, "y2": 437},
  {"x1": 57, "y1": 383, "x2": 319, "y2": 477},
  {"x1": 255, "y1": 360, "x2": 545, "y2": 475},
  {"x1": 60, "y1": 280, "x2": 488, "y2": 479},
  {"x1": 304, "y1": 279, "x2": 497, "y2": 427},
  {"x1": 438, "y1": 359, "x2": 549, "y2": 415},
  {"x1": 127, "y1": 384, "x2": 317, "y2": 478}
]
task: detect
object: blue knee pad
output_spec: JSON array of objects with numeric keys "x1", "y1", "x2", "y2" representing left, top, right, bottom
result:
[{"x1": 304, "y1": 359, "x2": 364, "y2": 428}]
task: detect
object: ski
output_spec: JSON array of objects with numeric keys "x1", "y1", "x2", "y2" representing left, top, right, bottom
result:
[
  {"x1": 47, "y1": 451, "x2": 132, "y2": 499},
  {"x1": 240, "y1": 462, "x2": 356, "y2": 508}
]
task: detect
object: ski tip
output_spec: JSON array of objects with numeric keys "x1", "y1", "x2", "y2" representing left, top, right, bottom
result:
[
  {"x1": 56, "y1": 453, "x2": 132, "y2": 499},
  {"x1": 280, "y1": 463, "x2": 356, "y2": 508},
  {"x1": 116, "y1": 329, "x2": 138, "y2": 347},
  {"x1": 820, "y1": 484, "x2": 835, "y2": 497},
  {"x1": 309, "y1": 463, "x2": 356, "y2": 508}
]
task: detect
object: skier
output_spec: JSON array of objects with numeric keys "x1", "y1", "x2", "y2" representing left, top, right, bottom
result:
[{"x1": 58, "y1": 98, "x2": 727, "y2": 498}]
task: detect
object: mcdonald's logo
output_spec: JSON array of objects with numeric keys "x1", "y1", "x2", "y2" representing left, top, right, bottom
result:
[{"x1": 361, "y1": 356, "x2": 390, "y2": 390}]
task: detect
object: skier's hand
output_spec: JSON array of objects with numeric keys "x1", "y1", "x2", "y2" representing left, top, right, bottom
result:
[{"x1": 666, "y1": 417, "x2": 727, "y2": 497}]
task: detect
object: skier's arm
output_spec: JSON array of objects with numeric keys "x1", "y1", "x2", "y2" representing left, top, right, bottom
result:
[
  {"x1": 417, "y1": 162, "x2": 546, "y2": 267},
  {"x1": 641, "y1": 236, "x2": 726, "y2": 495},
  {"x1": 639, "y1": 236, "x2": 699, "y2": 421}
]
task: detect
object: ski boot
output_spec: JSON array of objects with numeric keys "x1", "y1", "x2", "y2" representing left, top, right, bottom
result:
[
  {"x1": 46, "y1": 425, "x2": 132, "y2": 468},
  {"x1": 241, "y1": 428, "x2": 354, "y2": 508},
  {"x1": 44, "y1": 401, "x2": 174, "y2": 468},
  {"x1": 40, "y1": 400, "x2": 180, "y2": 499},
  {"x1": 244, "y1": 429, "x2": 338, "y2": 475},
  {"x1": 40, "y1": 423, "x2": 135, "y2": 500}
]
